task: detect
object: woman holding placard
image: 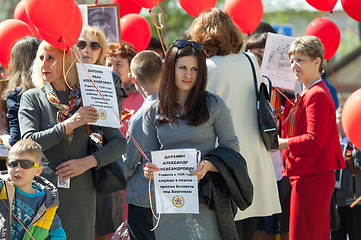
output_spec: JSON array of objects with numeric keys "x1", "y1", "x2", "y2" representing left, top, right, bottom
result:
[
  {"x1": 18, "y1": 40, "x2": 126, "y2": 239},
  {"x1": 76, "y1": 25, "x2": 126, "y2": 240},
  {"x1": 143, "y1": 40, "x2": 248, "y2": 239}
]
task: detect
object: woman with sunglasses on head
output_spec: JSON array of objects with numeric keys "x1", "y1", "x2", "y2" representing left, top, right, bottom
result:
[
  {"x1": 18, "y1": 40, "x2": 126, "y2": 240},
  {"x1": 278, "y1": 36, "x2": 344, "y2": 240},
  {"x1": 186, "y1": 8, "x2": 281, "y2": 240},
  {"x1": 143, "y1": 40, "x2": 253, "y2": 240},
  {"x1": 76, "y1": 25, "x2": 126, "y2": 240}
]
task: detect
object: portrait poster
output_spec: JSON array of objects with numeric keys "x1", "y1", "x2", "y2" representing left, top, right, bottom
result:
[
  {"x1": 152, "y1": 149, "x2": 199, "y2": 214},
  {"x1": 86, "y1": 4, "x2": 121, "y2": 43},
  {"x1": 261, "y1": 33, "x2": 297, "y2": 91},
  {"x1": 77, "y1": 63, "x2": 120, "y2": 129}
]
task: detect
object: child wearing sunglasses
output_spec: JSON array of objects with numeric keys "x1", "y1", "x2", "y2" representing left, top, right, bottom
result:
[{"x1": 0, "y1": 139, "x2": 66, "y2": 240}]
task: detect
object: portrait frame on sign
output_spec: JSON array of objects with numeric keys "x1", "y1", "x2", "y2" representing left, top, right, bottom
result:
[{"x1": 87, "y1": 4, "x2": 121, "y2": 43}]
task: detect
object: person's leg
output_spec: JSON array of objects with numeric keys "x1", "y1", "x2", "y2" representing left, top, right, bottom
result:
[
  {"x1": 331, "y1": 206, "x2": 347, "y2": 240},
  {"x1": 235, "y1": 217, "x2": 257, "y2": 240},
  {"x1": 128, "y1": 204, "x2": 155, "y2": 240},
  {"x1": 279, "y1": 177, "x2": 291, "y2": 237},
  {"x1": 345, "y1": 205, "x2": 361, "y2": 240}
]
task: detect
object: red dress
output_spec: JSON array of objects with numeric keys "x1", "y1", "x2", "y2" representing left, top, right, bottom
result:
[{"x1": 282, "y1": 80, "x2": 345, "y2": 240}]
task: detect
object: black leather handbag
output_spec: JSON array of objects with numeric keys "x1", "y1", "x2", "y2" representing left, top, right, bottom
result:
[
  {"x1": 244, "y1": 53, "x2": 279, "y2": 151},
  {"x1": 87, "y1": 125, "x2": 127, "y2": 194}
]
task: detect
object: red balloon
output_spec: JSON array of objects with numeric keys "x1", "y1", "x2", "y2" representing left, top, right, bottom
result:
[
  {"x1": 224, "y1": 0, "x2": 263, "y2": 34},
  {"x1": 178, "y1": 0, "x2": 217, "y2": 17},
  {"x1": 341, "y1": 0, "x2": 361, "y2": 22},
  {"x1": 134, "y1": 0, "x2": 159, "y2": 9},
  {"x1": 111, "y1": 0, "x2": 142, "y2": 18},
  {"x1": 14, "y1": 1, "x2": 37, "y2": 35},
  {"x1": 306, "y1": 0, "x2": 337, "y2": 12},
  {"x1": 24, "y1": 0, "x2": 76, "y2": 37},
  {"x1": 121, "y1": 14, "x2": 151, "y2": 52},
  {"x1": 305, "y1": 17, "x2": 340, "y2": 60},
  {"x1": 0, "y1": 19, "x2": 33, "y2": 69},
  {"x1": 342, "y1": 88, "x2": 361, "y2": 149},
  {"x1": 37, "y1": 4, "x2": 83, "y2": 50}
]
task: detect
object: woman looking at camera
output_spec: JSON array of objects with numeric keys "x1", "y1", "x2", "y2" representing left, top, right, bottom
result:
[{"x1": 143, "y1": 40, "x2": 252, "y2": 240}]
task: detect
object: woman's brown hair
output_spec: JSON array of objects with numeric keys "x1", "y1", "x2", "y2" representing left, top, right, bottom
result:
[
  {"x1": 158, "y1": 42, "x2": 210, "y2": 126},
  {"x1": 186, "y1": 8, "x2": 243, "y2": 58}
]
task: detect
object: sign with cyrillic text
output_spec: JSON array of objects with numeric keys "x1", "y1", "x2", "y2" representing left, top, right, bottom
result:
[
  {"x1": 77, "y1": 63, "x2": 120, "y2": 128},
  {"x1": 152, "y1": 149, "x2": 199, "y2": 214}
]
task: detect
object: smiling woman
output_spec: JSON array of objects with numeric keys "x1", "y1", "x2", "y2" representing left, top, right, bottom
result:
[
  {"x1": 18, "y1": 40, "x2": 126, "y2": 239},
  {"x1": 279, "y1": 36, "x2": 345, "y2": 240}
]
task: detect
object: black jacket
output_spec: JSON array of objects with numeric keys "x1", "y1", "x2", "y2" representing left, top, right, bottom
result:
[{"x1": 202, "y1": 146, "x2": 253, "y2": 240}]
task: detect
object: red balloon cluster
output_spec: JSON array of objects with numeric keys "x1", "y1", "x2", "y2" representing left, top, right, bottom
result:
[
  {"x1": 0, "y1": 19, "x2": 33, "y2": 69},
  {"x1": 121, "y1": 14, "x2": 152, "y2": 52},
  {"x1": 341, "y1": 0, "x2": 361, "y2": 22},
  {"x1": 224, "y1": 0, "x2": 263, "y2": 35},
  {"x1": 342, "y1": 88, "x2": 361, "y2": 149},
  {"x1": 305, "y1": 17, "x2": 340, "y2": 60},
  {"x1": 306, "y1": 0, "x2": 337, "y2": 12},
  {"x1": 111, "y1": 0, "x2": 142, "y2": 18},
  {"x1": 178, "y1": 0, "x2": 217, "y2": 17}
]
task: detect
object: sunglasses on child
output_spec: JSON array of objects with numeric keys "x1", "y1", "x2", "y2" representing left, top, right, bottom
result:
[
  {"x1": 172, "y1": 40, "x2": 204, "y2": 52},
  {"x1": 6, "y1": 158, "x2": 40, "y2": 169},
  {"x1": 76, "y1": 40, "x2": 101, "y2": 51}
]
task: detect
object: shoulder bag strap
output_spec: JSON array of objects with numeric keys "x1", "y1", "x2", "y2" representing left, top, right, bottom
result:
[{"x1": 243, "y1": 52, "x2": 259, "y2": 101}]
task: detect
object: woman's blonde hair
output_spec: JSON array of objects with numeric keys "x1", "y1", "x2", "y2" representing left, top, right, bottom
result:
[
  {"x1": 186, "y1": 8, "x2": 243, "y2": 58},
  {"x1": 288, "y1": 36, "x2": 325, "y2": 73},
  {"x1": 81, "y1": 25, "x2": 108, "y2": 65},
  {"x1": 32, "y1": 41, "x2": 82, "y2": 88}
]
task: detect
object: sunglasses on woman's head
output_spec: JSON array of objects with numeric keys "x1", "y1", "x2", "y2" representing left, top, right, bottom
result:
[
  {"x1": 172, "y1": 40, "x2": 204, "y2": 52},
  {"x1": 6, "y1": 158, "x2": 40, "y2": 169},
  {"x1": 76, "y1": 40, "x2": 101, "y2": 51}
]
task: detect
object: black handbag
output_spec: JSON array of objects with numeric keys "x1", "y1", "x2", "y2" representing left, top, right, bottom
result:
[
  {"x1": 243, "y1": 53, "x2": 279, "y2": 151},
  {"x1": 87, "y1": 125, "x2": 127, "y2": 194}
]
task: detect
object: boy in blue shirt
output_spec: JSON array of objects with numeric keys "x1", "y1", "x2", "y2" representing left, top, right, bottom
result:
[{"x1": 0, "y1": 139, "x2": 66, "y2": 239}]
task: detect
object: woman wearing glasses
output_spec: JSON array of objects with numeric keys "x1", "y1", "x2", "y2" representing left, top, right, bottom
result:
[
  {"x1": 186, "y1": 8, "x2": 281, "y2": 240},
  {"x1": 18, "y1": 40, "x2": 126, "y2": 239},
  {"x1": 76, "y1": 25, "x2": 126, "y2": 240},
  {"x1": 142, "y1": 40, "x2": 252, "y2": 239}
]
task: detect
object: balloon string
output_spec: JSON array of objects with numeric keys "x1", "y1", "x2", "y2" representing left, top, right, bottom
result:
[
  {"x1": 333, "y1": 12, "x2": 361, "y2": 39},
  {"x1": 62, "y1": 45, "x2": 74, "y2": 91},
  {"x1": 328, "y1": 60, "x2": 345, "y2": 103},
  {"x1": 149, "y1": 179, "x2": 161, "y2": 229},
  {"x1": 150, "y1": 5, "x2": 167, "y2": 57}
]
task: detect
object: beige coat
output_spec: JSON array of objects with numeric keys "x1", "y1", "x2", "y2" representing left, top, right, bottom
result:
[{"x1": 206, "y1": 52, "x2": 281, "y2": 220}]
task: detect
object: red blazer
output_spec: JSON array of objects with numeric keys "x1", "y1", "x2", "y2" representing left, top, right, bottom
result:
[{"x1": 282, "y1": 81, "x2": 345, "y2": 176}]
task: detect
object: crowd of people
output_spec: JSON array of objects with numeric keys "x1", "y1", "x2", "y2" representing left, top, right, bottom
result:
[{"x1": 0, "y1": 6, "x2": 359, "y2": 240}]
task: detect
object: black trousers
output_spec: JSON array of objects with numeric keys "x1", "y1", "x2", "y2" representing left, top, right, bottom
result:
[
  {"x1": 331, "y1": 205, "x2": 361, "y2": 240},
  {"x1": 235, "y1": 217, "x2": 258, "y2": 240},
  {"x1": 128, "y1": 204, "x2": 155, "y2": 240}
]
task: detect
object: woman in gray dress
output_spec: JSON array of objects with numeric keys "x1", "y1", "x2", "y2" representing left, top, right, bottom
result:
[
  {"x1": 143, "y1": 40, "x2": 242, "y2": 240},
  {"x1": 19, "y1": 41, "x2": 126, "y2": 239}
]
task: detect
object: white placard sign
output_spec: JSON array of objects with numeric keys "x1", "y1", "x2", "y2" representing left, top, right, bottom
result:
[
  {"x1": 77, "y1": 63, "x2": 120, "y2": 128},
  {"x1": 152, "y1": 149, "x2": 199, "y2": 214},
  {"x1": 261, "y1": 33, "x2": 296, "y2": 91}
]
